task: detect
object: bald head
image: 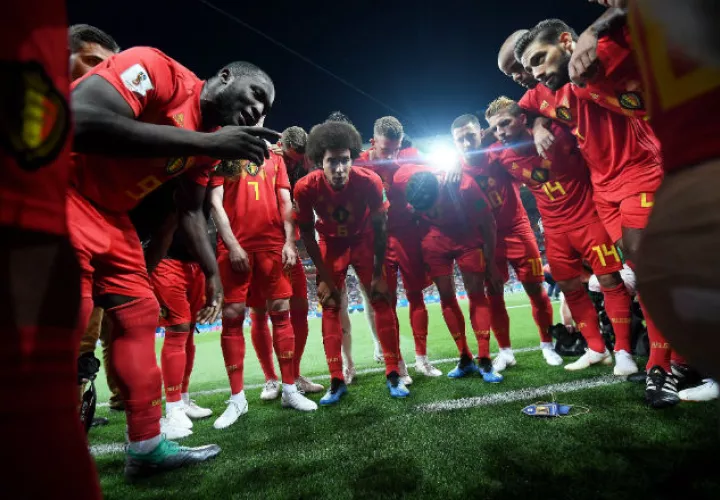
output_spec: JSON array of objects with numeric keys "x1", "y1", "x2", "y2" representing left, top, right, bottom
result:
[{"x1": 498, "y1": 29, "x2": 537, "y2": 89}]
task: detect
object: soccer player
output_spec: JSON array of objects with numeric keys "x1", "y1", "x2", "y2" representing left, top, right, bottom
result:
[
  {"x1": 70, "y1": 47, "x2": 281, "y2": 477},
  {"x1": 451, "y1": 114, "x2": 560, "y2": 371},
  {"x1": 211, "y1": 147, "x2": 318, "y2": 429},
  {"x1": 485, "y1": 97, "x2": 637, "y2": 375},
  {"x1": 515, "y1": 18, "x2": 681, "y2": 407},
  {"x1": 1, "y1": 3, "x2": 100, "y2": 497},
  {"x1": 249, "y1": 126, "x2": 324, "y2": 398},
  {"x1": 294, "y1": 120, "x2": 408, "y2": 404},
  {"x1": 357, "y1": 116, "x2": 442, "y2": 378},
  {"x1": 396, "y1": 166, "x2": 503, "y2": 382},
  {"x1": 69, "y1": 24, "x2": 125, "y2": 416}
]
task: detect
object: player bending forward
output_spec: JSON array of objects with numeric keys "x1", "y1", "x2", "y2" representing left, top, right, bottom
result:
[
  {"x1": 294, "y1": 121, "x2": 408, "y2": 404},
  {"x1": 397, "y1": 167, "x2": 504, "y2": 383},
  {"x1": 211, "y1": 149, "x2": 318, "y2": 430}
]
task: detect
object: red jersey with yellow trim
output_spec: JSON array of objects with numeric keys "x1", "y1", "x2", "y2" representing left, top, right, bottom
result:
[
  {"x1": 492, "y1": 122, "x2": 597, "y2": 232},
  {"x1": 356, "y1": 149, "x2": 418, "y2": 233},
  {"x1": 519, "y1": 85, "x2": 577, "y2": 127},
  {"x1": 0, "y1": 0, "x2": 71, "y2": 235},
  {"x1": 628, "y1": 2, "x2": 720, "y2": 173},
  {"x1": 70, "y1": 47, "x2": 217, "y2": 213},
  {"x1": 211, "y1": 151, "x2": 290, "y2": 252},
  {"x1": 393, "y1": 165, "x2": 492, "y2": 247},
  {"x1": 461, "y1": 152, "x2": 533, "y2": 234},
  {"x1": 293, "y1": 167, "x2": 388, "y2": 240}
]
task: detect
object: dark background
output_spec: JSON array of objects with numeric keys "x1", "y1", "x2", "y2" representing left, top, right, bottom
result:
[{"x1": 68, "y1": 0, "x2": 599, "y2": 139}]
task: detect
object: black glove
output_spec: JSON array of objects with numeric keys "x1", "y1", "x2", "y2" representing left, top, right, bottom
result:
[{"x1": 77, "y1": 352, "x2": 101, "y2": 384}]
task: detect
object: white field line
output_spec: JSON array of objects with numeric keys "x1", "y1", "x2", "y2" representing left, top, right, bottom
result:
[
  {"x1": 415, "y1": 375, "x2": 622, "y2": 413},
  {"x1": 97, "y1": 340, "x2": 541, "y2": 408}
]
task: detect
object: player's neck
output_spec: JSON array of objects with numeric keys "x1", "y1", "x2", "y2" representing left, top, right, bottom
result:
[{"x1": 510, "y1": 130, "x2": 535, "y2": 156}]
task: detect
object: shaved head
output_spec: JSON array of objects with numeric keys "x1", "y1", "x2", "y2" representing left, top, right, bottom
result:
[{"x1": 498, "y1": 30, "x2": 537, "y2": 89}]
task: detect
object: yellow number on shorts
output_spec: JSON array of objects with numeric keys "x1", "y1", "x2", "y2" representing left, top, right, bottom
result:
[
  {"x1": 542, "y1": 181, "x2": 566, "y2": 201},
  {"x1": 248, "y1": 181, "x2": 260, "y2": 200},
  {"x1": 530, "y1": 258, "x2": 543, "y2": 277},
  {"x1": 337, "y1": 225, "x2": 348, "y2": 237},
  {"x1": 640, "y1": 192, "x2": 654, "y2": 208},
  {"x1": 126, "y1": 175, "x2": 162, "y2": 200},
  {"x1": 592, "y1": 244, "x2": 620, "y2": 268}
]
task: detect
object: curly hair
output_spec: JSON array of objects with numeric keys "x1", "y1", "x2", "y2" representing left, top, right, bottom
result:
[
  {"x1": 485, "y1": 96, "x2": 523, "y2": 120},
  {"x1": 281, "y1": 126, "x2": 307, "y2": 153},
  {"x1": 373, "y1": 116, "x2": 403, "y2": 140},
  {"x1": 514, "y1": 19, "x2": 578, "y2": 63},
  {"x1": 306, "y1": 121, "x2": 363, "y2": 166},
  {"x1": 325, "y1": 111, "x2": 353, "y2": 125}
]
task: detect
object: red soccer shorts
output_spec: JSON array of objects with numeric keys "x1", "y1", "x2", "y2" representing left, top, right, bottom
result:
[
  {"x1": 319, "y1": 237, "x2": 377, "y2": 289},
  {"x1": 593, "y1": 175, "x2": 661, "y2": 243},
  {"x1": 150, "y1": 259, "x2": 205, "y2": 326},
  {"x1": 387, "y1": 229, "x2": 432, "y2": 292},
  {"x1": 67, "y1": 188, "x2": 155, "y2": 300},
  {"x1": 421, "y1": 232, "x2": 486, "y2": 278},
  {"x1": 219, "y1": 247, "x2": 292, "y2": 305},
  {"x1": 495, "y1": 229, "x2": 544, "y2": 284},
  {"x1": 247, "y1": 258, "x2": 306, "y2": 308},
  {"x1": 545, "y1": 218, "x2": 624, "y2": 282}
]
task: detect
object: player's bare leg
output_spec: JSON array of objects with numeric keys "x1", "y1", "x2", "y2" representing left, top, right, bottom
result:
[
  {"x1": 433, "y1": 275, "x2": 477, "y2": 378},
  {"x1": 595, "y1": 272, "x2": 638, "y2": 376},
  {"x1": 462, "y1": 271, "x2": 503, "y2": 383},
  {"x1": 522, "y1": 281, "x2": 561, "y2": 367},
  {"x1": 250, "y1": 308, "x2": 280, "y2": 400},
  {"x1": 339, "y1": 286, "x2": 357, "y2": 383},
  {"x1": 624, "y1": 227, "x2": 680, "y2": 408},
  {"x1": 215, "y1": 302, "x2": 249, "y2": 429}
]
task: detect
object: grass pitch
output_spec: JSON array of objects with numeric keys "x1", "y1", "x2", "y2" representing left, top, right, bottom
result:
[{"x1": 89, "y1": 294, "x2": 720, "y2": 499}]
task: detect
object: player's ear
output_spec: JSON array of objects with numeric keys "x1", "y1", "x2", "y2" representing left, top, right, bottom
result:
[
  {"x1": 520, "y1": 113, "x2": 528, "y2": 127},
  {"x1": 219, "y1": 68, "x2": 232, "y2": 84},
  {"x1": 559, "y1": 32, "x2": 574, "y2": 52}
]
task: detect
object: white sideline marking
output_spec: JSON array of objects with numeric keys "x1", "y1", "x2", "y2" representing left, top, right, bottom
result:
[
  {"x1": 90, "y1": 443, "x2": 125, "y2": 456},
  {"x1": 97, "y1": 344, "x2": 543, "y2": 408},
  {"x1": 415, "y1": 375, "x2": 622, "y2": 413}
]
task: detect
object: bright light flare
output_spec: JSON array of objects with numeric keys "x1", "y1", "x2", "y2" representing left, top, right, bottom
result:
[{"x1": 428, "y1": 141, "x2": 460, "y2": 171}]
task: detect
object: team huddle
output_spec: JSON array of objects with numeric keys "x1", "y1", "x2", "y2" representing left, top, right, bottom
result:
[{"x1": 4, "y1": 0, "x2": 720, "y2": 497}]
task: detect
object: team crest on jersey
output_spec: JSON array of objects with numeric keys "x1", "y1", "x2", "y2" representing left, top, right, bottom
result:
[
  {"x1": 618, "y1": 92, "x2": 644, "y2": 110},
  {"x1": 332, "y1": 206, "x2": 350, "y2": 223},
  {"x1": 166, "y1": 157, "x2": 194, "y2": 175},
  {"x1": 0, "y1": 61, "x2": 70, "y2": 171},
  {"x1": 173, "y1": 113, "x2": 185, "y2": 127},
  {"x1": 555, "y1": 106, "x2": 573, "y2": 122},
  {"x1": 530, "y1": 167, "x2": 549, "y2": 183},
  {"x1": 245, "y1": 162, "x2": 260, "y2": 176}
]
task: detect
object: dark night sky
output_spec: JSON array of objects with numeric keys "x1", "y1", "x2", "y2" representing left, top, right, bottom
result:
[{"x1": 68, "y1": 0, "x2": 599, "y2": 139}]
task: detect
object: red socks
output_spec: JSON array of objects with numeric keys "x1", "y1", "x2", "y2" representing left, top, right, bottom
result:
[
  {"x1": 563, "y1": 289, "x2": 606, "y2": 353},
  {"x1": 105, "y1": 297, "x2": 162, "y2": 442},
  {"x1": 440, "y1": 296, "x2": 473, "y2": 359},
  {"x1": 406, "y1": 290, "x2": 429, "y2": 357},
  {"x1": 371, "y1": 300, "x2": 401, "y2": 375},
  {"x1": 640, "y1": 297, "x2": 672, "y2": 372},
  {"x1": 269, "y1": 310, "x2": 295, "y2": 384},
  {"x1": 321, "y1": 308, "x2": 344, "y2": 380},
  {"x1": 161, "y1": 330, "x2": 189, "y2": 403},
  {"x1": 182, "y1": 330, "x2": 195, "y2": 394},
  {"x1": 488, "y1": 293, "x2": 511, "y2": 349},
  {"x1": 529, "y1": 290, "x2": 553, "y2": 343},
  {"x1": 468, "y1": 292, "x2": 492, "y2": 359},
  {"x1": 221, "y1": 312, "x2": 246, "y2": 394},
  {"x1": 291, "y1": 307, "x2": 309, "y2": 379},
  {"x1": 250, "y1": 310, "x2": 277, "y2": 381},
  {"x1": 601, "y1": 284, "x2": 632, "y2": 353}
]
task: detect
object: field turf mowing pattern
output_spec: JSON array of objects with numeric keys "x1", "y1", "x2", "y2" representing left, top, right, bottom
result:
[{"x1": 89, "y1": 294, "x2": 720, "y2": 499}]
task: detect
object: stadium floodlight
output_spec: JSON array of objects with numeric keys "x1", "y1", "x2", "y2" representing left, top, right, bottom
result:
[{"x1": 428, "y1": 141, "x2": 460, "y2": 171}]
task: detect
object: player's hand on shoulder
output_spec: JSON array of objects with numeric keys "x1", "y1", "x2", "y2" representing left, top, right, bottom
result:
[
  {"x1": 532, "y1": 121, "x2": 555, "y2": 160},
  {"x1": 570, "y1": 28, "x2": 600, "y2": 87},
  {"x1": 208, "y1": 126, "x2": 282, "y2": 164}
]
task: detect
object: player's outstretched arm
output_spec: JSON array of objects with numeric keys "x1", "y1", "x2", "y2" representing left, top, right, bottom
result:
[
  {"x1": 144, "y1": 211, "x2": 178, "y2": 274},
  {"x1": 570, "y1": 7, "x2": 628, "y2": 86},
  {"x1": 176, "y1": 176, "x2": 223, "y2": 323},
  {"x1": 209, "y1": 183, "x2": 249, "y2": 273}
]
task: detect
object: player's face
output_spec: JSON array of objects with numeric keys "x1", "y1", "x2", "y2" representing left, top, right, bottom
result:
[
  {"x1": 487, "y1": 112, "x2": 526, "y2": 144},
  {"x1": 372, "y1": 135, "x2": 402, "y2": 160},
  {"x1": 322, "y1": 149, "x2": 352, "y2": 189},
  {"x1": 452, "y1": 123, "x2": 483, "y2": 158},
  {"x1": 283, "y1": 147, "x2": 304, "y2": 164},
  {"x1": 213, "y1": 74, "x2": 275, "y2": 127},
  {"x1": 499, "y1": 50, "x2": 537, "y2": 89},
  {"x1": 70, "y1": 42, "x2": 116, "y2": 81},
  {"x1": 520, "y1": 37, "x2": 571, "y2": 91}
]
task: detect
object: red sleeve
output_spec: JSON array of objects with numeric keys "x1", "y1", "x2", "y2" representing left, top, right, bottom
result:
[
  {"x1": 88, "y1": 47, "x2": 177, "y2": 117},
  {"x1": 274, "y1": 156, "x2": 291, "y2": 191},
  {"x1": 293, "y1": 177, "x2": 314, "y2": 226},
  {"x1": 208, "y1": 172, "x2": 225, "y2": 187},
  {"x1": 518, "y1": 88, "x2": 541, "y2": 114},
  {"x1": 365, "y1": 171, "x2": 389, "y2": 214}
]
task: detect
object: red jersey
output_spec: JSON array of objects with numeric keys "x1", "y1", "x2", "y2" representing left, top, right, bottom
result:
[
  {"x1": 393, "y1": 166, "x2": 492, "y2": 247},
  {"x1": 211, "y1": 152, "x2": 290, "y2": 252},
  {"x1": 519, "y1": 85, "x2": 577, "y2": 128},
  {"x1": 356, "y1": 149, "x2": 418, "y2": 233},
  {"x1": 461, "y1": 152, "x2": 532, "y2": 235},
  {"x1": 628, "y1": 2, "x2": 720, "y2": 173},
  {"x1": 70, "y1": 47, "x2": 217, "y2": 213},
  {"x1": 0, "y1": 0, "x2": 71, "y2": 235},
  {"x1": 293, "y1": 167, "x2": 388, "y2": 241},
  {"x1": 492, "y1": 122, "x2": 597, "y2": 232}
]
